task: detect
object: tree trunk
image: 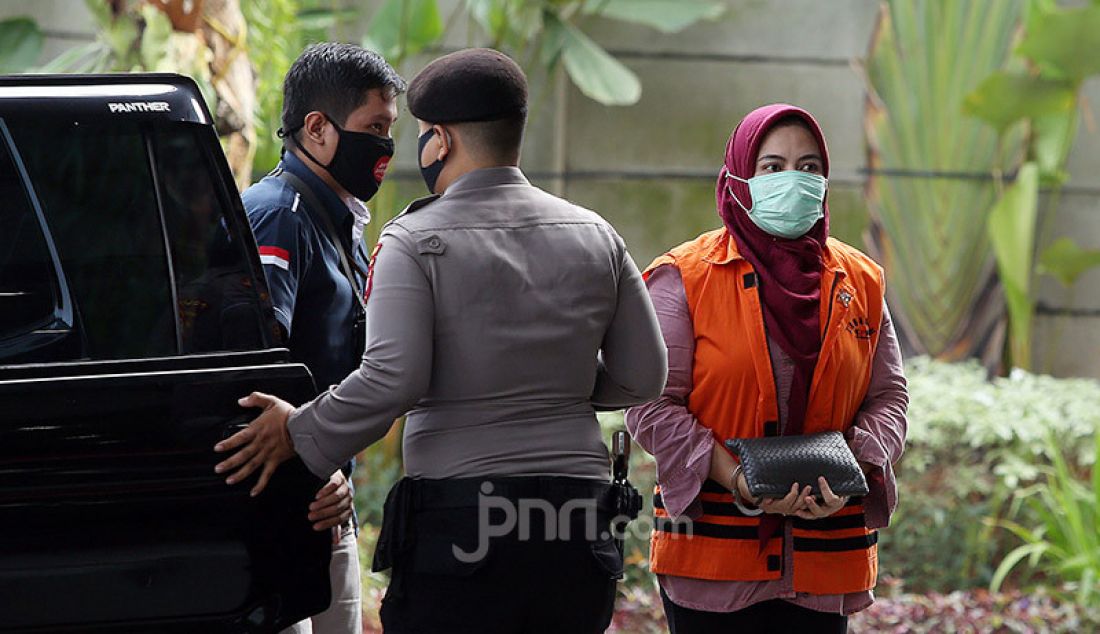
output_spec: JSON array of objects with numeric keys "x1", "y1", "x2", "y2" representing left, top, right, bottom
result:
[{"x1": 150, "y1": 0, "x2": 256, "y2": 188}]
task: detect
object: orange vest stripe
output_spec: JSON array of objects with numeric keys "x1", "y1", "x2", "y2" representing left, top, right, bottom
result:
[{"x1": 645, "y1": 229, "x2": 885, "y2": 595}]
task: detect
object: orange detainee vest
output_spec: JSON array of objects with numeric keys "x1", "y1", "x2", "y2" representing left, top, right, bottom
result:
[{"x1": 645, "y1": 229, "x2": 885, "y2": 595}]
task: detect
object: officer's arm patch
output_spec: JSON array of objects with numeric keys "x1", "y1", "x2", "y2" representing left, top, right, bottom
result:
[{"x1": 364, "y1": 242, "x2": 383, "y2": 305}]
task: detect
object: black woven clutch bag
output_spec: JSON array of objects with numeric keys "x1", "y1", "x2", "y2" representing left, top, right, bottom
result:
[{"x1": 725, "y1": 431, "x2": 868, "y2": 500}]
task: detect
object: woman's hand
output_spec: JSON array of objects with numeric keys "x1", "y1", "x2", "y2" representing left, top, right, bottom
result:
[
  {"x1": 734, "y1": 470, "x2": 758, "y2": 506},
  {"x1": 794, "y1": 476, "x2": 849, "y2": 520},
  {"x1": 759, "y1": 482, "x2": 811, "y2": 516}
]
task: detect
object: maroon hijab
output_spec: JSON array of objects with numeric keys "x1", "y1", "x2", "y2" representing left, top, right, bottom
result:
[{"x1": 717, "y1": 103, "x2": 830, "y2": 438}]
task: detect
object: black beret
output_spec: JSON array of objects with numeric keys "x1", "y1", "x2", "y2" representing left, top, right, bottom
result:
[{"x1": 407, "y1": 48, "x2": 528, "y2": 123}]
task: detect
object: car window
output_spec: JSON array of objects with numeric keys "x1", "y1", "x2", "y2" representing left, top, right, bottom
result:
[
  {"x1": 0, "y1": 131, "x2": 59, "y2": 342},
  {"x1": 10, "y1": 122, "x2": 178, "y2": 359},
  {"x1": 6, "y1": 121, "x2": 269, "y2": 361},
  {"x1": 151, "y1": 126, "x2": 267, "y2": 354}
]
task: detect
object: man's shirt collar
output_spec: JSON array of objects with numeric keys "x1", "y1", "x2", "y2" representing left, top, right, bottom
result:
[{"x1": 282, "y1": 150, "x2": 353, "y2": 229}]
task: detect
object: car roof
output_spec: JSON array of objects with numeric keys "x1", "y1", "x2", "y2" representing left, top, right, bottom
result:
[{"x1": 0, "y1": 73, "x2": 211, "y2": 125}]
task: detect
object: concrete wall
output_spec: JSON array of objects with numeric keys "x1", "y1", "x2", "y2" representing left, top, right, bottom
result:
[
  {"x1": 0, "y1": 2, "x2": 96, "y2": 61},
  {"x1": 561, "y1": 0, "x2": 877, "y2": 262},
  {"x1": 3, "y1": 0, "x2": 1098, "y2": 377}
]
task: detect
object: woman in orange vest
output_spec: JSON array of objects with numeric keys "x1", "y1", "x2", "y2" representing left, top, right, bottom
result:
[{"x1": 626, "y1": 103, "x2": 908, "y2": 632}]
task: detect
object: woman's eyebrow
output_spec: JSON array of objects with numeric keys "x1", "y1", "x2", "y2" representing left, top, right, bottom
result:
[
  {"x1": 756, "y1": 154, "x2": 785, "y2": 162},
  {"x1": 799, "y1": 153, "x2": 823, "y2": 162}
]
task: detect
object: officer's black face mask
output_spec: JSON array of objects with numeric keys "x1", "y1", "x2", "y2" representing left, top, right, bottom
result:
[
  {"x1": 418, "y1": 128, "x2": 446, "y2": 194},
  {"x1": 291, "y1": 113, "x2": 394, "y2": 201}
]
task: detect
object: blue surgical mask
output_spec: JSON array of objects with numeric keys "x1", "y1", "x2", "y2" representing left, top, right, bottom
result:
[{"x1": 726, "y1": 170, "x2": 827, "y2": 239}]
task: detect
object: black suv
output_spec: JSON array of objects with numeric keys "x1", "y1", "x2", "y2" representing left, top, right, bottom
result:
[{"x1": 0, "y1": 74, "x2": 330, "y2": 632}]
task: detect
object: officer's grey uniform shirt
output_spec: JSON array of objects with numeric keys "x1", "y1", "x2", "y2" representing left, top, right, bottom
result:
[{"x1": 287, "y1": 167, "x2": 668, "y2": 480}]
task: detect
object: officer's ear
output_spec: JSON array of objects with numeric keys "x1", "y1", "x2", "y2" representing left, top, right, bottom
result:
[{"x1": 433, "y1": 124, "x2": 453, "y2": 162}]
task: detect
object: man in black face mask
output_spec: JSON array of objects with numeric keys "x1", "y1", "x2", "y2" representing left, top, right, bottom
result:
[{"x1": 240, "y1": 42, "x2": 405, "y2": 634}]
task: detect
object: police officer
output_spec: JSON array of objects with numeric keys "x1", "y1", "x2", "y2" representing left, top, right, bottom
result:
[
  {"x1": 239, "y1": 42, "x2": 406, "y2": 633},
  {"x1": 216, "y1": 48, "x2": 667, "y2": 633}
]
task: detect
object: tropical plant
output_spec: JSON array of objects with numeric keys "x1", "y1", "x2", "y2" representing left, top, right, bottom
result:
[
  {"x1": 31, "y1": 0, "x2": 257, "y2": 188},
  {"x1": 963, "y1": 0, "x2": 1100, "y2": 371},
  {"x1": 985, "y1": 161, "x2": 1039, "y2": 370},
  {"x1": 861, "y1": 0, "x2": 1026, "y2": 366},
  {"x1": 355, "y1": 0, "x2": 727, "y2": 253},
  {"x1": 362, "y1": 0, "x2": 726, "y2": 107},
  {"x1": 991, "y1": 432, "x2": 1100, "y2": 606},
  {"x1": 242, "y1": 0, "x2": 360, "y2": 178},
  {"x1": 0, "y1": 16, "x2": 44, "y2": 73},
  {"x1": 878, "y1": 356, "x2": 1100, "y2": 592}
]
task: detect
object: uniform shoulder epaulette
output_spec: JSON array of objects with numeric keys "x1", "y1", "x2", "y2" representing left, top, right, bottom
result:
[
  {"x1": 403, "y1": 194, "x2": 441, "y2": 215},
  {"x1": 385, "y1": 194, "x2": 440, "y2": 228},
  {"x1": 384, "y1": 194, "x2": 442, "y2": 231}
]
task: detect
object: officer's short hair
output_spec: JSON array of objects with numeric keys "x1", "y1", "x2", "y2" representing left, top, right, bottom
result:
[
  {"x1": 281, "y1": 43, "x2": 406, "y2": 147},
  {"x1": 452, "y1": 114, "x2": 526, "y2": 164}
]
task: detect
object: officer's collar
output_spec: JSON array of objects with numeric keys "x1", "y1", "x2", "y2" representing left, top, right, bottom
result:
[
  {"x1": 443, "y1": 166, "x2": 529, "y2": 197},
  {"x1": 281, "y1": 150, "x2": 353, "y2": 225}
]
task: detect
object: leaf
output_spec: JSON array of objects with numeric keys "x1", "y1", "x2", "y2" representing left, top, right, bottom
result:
[
  {"x1": 0, "y1": 17, "x2": 44, "y2": 74},
  {"x1": 1032, "y1": 108, "x2": 1078, "y2": 183},
  {"x1": 82, "y1": 0, "x2": 112, "y2": 27},
  {"x1": 586, "y1": 0, "x2": 725, "y2": 34},
  {"x1": 502, "y1": 4, "x2": 543, "y2": 49},
  {"x1": 34, "y1": 41, "x2": 102, "y2": 73},
  {"x1": 990, "y1": 542, "x2": 1049, "y2": 591},
  {"x1": 362, "y1": 0, "x2": 442, "y2": 61},
  {"x1": 1080, "y1": 567, "x2": 1098, "y2": 606},
  {"x1": 465, "y1": 0, "x2": 508, "y2": 40},
  {"x1": 139, "y1": 4, "x2": 173, "y2": 70},
  {"x1": 297, "y1": 7, "x2": 359, "y2": 31},
  {"x1": 544, "y1": 13, "x2": 640, "y2": 106},
  {"x1": 1094, "y1": 432, "x2": 1100, "y2": 529},
  {"x1": 963, "y1": 71, "x2": 1076, "y2": 134},
  {"x1": 1038, "y1": 237, "x2": 1100, "y2": 287},
  {"x1": 863, "y1": 0, "x2": 1026, "y2": 360},
  {"x1": 540, "y1": 9, "x2": 568, "y2": 68},
  {"x1": 1016, "y1": 4, "x2": 1100, "y2": 82},
  {"x1": 104, "y1": 13, "x2": 139, "y2": 62},
  {"x1": 987, "y1": 162, "x2": 1039, "y2": 369}
]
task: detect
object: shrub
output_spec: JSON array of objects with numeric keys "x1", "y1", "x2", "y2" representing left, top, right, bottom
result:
[
  {"x1": 599, "y1": 358, "x2": 1100, "y2": 594},
  {"x1": 880, "y1": 357, "x2": 1100, "y2": 592},
  {"x1": 991, "y1": 432, "x2": 1100, "y2": 605}
]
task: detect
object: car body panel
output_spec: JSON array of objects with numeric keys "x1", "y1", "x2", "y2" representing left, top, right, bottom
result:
[{"x1": 0, "y1": 74, "x2": 331, "y2": 632}]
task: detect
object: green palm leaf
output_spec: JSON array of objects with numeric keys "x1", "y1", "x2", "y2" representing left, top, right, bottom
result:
[{"x1": 862, "y1": 0, "x2": 1025, "y2": 360}]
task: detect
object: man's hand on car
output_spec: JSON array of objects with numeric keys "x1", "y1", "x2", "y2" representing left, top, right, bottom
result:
[
  {"x1": 214, "y1": 391, "x2": 297, "y2": 496},
  {"x1": 309, "y1": 470, "x2": 354, "y2": 539}
]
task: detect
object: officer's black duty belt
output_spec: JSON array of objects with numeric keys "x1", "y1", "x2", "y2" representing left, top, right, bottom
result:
[{"x1": 372, "y1": 475, "x2": 625, "y2": 573}]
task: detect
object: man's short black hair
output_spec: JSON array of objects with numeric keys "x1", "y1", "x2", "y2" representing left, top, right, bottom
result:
[
  {"x1": 280, "y1": 42, "x2": 406, "y2": 146},
  {"x1": 452, "y1": 114, "x2": 526, "y2": 164}
]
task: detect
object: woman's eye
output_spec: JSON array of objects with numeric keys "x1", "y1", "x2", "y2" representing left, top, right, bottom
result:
[{"x1": 800, "y1": 164, "x2": 819, "y2": 173}]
